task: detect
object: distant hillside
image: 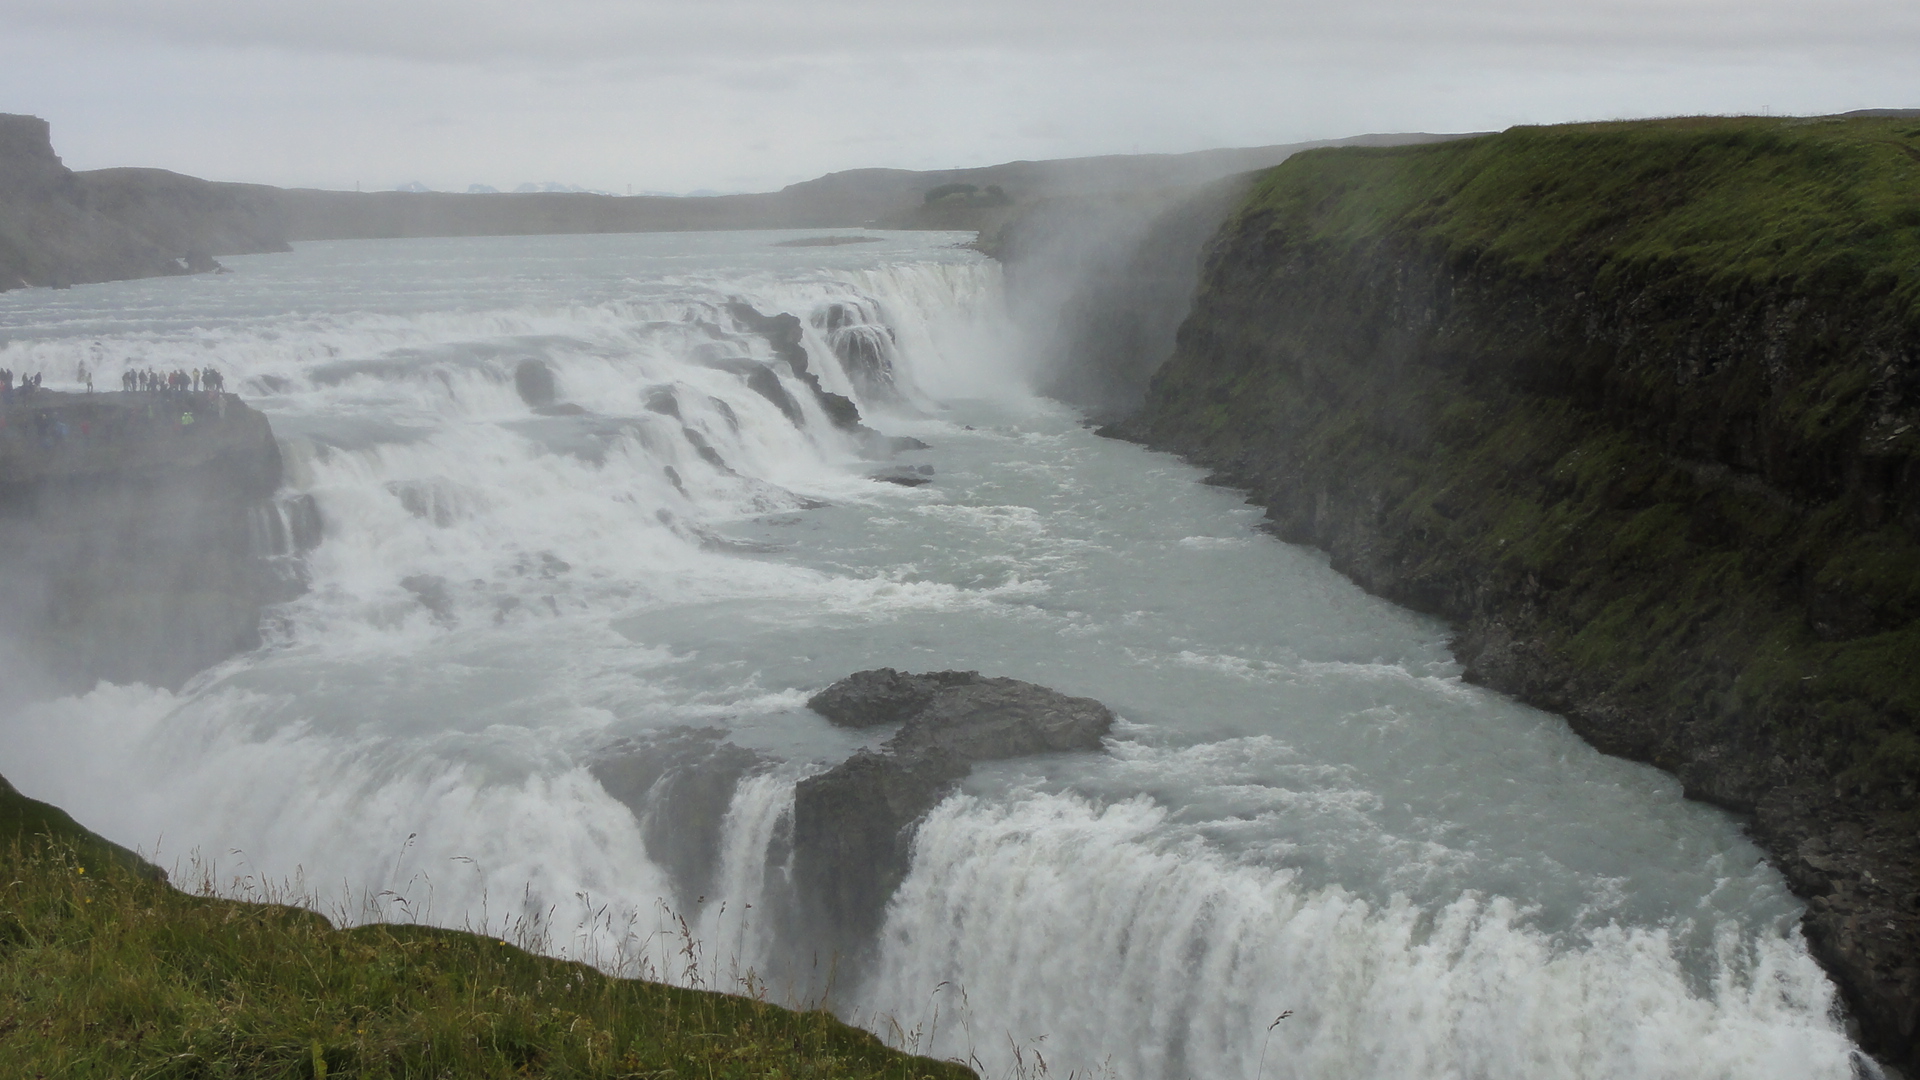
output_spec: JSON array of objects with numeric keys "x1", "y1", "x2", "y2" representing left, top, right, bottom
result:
[
  {"x1": 0, "y1": 114, "x2": 287, "y2": 290},
  {"x1": 0, "y1": 110, "x2": 1468, "y2": 280},
  {"x1": 272, "y1": 134, "x2": 1465, "y2": 242}
]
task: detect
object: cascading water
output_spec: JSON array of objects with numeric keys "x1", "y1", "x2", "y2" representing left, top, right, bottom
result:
[{"x1": 0, "y1": 230, "x2": 1870, "y2": 1078}]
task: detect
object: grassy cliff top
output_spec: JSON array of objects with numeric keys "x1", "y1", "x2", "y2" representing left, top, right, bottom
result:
[
  {"x1": 1237, "y1": 115, "x2": 1920, "y2": 319},
  {"x1": 0, "y1": 775, "x2": 972, "y2": 1080}
]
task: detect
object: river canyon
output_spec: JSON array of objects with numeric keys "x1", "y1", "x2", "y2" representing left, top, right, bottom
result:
[{"x1": 0, "y1": 228, "x2": 1874, "y2": 1078}]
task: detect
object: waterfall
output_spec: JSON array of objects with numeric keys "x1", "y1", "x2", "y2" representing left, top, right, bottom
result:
[{"x1": 0, "y1": 232, "x2": 1864, "y2": 1080}]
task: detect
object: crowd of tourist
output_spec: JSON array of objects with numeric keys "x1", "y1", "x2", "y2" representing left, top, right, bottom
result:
[
  {"x1": 0, "y1": 365, "x2": 228, "y2": 402},
  {"x1": 0, "y1": 363, "x2": 236, "y2": 451},
  {"x1": 121, "y1": 366, "x2": 226, "y2": 394}
]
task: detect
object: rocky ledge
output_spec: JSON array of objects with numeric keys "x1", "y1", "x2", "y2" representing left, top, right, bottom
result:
[
  {"x1": 0, "y1": 390, "x2": 290, "y2": 691},
  {"x1": 789, "y1": 669, "x2": 1114, "y2": 964}
]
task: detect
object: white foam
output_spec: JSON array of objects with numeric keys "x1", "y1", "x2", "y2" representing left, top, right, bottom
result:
[
  {"x1": 1178, "y1": 535, "x2": 1255, "y2": 549},
  {"x1": 861, "y1": 792, "x2": 1857, "y2": 1080}
]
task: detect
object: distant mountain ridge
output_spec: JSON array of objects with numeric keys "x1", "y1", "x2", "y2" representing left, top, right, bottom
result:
[{"x1": 0, "y1": 113, "x2": 1463, "y2": 288}]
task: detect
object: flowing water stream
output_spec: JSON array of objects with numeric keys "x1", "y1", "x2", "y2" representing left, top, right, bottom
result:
[{"x1": 0, "y1": 231, "x2": 1869, "y2": 1078}]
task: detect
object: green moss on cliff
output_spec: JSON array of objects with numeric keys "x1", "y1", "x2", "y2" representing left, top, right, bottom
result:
[{"x1": 1238, "y1": 116, "x2": 1920, "y2": 318}]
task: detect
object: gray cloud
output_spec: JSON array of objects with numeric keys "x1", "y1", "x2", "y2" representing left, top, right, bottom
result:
[
  {"x1": 9, "y1": 0, "x2": 1918, "y2": 62},
  {"x1": 2, "y1": 1, "x2": 1915, "y2": 192}
]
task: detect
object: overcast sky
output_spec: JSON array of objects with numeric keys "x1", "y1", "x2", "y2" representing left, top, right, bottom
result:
[{"x1": 1, "y1": 0, "x2": 1915, "y2": 193}]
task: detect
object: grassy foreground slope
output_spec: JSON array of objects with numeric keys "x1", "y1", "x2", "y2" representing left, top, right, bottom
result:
[
  {"x1": 1121, "y1": 115, "x2": 1920, "y2": 1065},
  {"x1": 0, "y1": 775, "x2": 972, "y2": 1080}
]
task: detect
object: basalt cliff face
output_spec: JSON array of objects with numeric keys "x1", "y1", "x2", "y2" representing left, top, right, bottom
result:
[
  {"x1": 1113, "y1": 116, "x2": 1920, "y2": 1069},
  {"x1": 0, "y1": 391, "x2": 292, "y2": 692}
]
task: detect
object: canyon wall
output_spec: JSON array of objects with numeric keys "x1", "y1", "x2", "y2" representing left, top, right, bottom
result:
[{"x1": 1110, "y1": 116, "x2": 1920, "y2": 1069}]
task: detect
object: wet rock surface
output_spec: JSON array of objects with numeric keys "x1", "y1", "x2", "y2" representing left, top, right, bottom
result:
[
  {"x1": 1749, "y1": 786, "x2": 1920, "y2": 1067},
  {"x1": 513, "y1": 358, "x2": 557, "y2": 407},
  {"x1": 806, "y1": 667, "x2": 981, "y2": 727},
  {"x1": 790, "y1": 670, "x2": 1115, "y2": 964},
  {"x1": 591, "y1": 728, "x2": 770, "y2": 910},
  {"x1": 884, "y1": 677, "x2": 1115, "y2": 760},
  {"x1": 787, "y1": 748, "x2": 970, "y2": 959},
  {"x1": 724, "y1": 301, "x2": 931, "y2": 462},
  {"x1": 725, "y1": 301, "x2": 863, "y2": 431}
]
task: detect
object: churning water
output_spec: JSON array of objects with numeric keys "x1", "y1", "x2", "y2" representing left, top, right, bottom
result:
[{"x1": 0, "y1": 231, "x2": 1867, "y2": 1077}]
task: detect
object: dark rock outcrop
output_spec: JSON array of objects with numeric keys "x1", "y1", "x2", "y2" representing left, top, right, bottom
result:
[
  {"x1": 0, "y1": 391, "x2": 287, "y2": 691},
  {"x1": 869, "y1": 466, "x2": 933, "y2": 487},
  {"x1": 884, "y1": 678, "x2": 1114, "y2": 760},
  {"x1": 513, "y1": 359, "x2": 557, "y2": 407},
  {"x1": 725, "y1": 301, "x2": 863, "y2": 430},
  {"x1": 811, "y1": 302, "x2": 902, "y2": 404},
  {"x1": 786, "y1": 747, "x2": 970, "y2": 961},
  {"x1": 789, "y1": 670, "x2": 1113, "y2": 963},
  {"x1": 591, "y1": 728, "x2": 770, "y2": 910},
  {"x1": 723, "y1": 300, "x2": 934, "y2": 461},
  {"x1": 745, "y1": 365, "x2": 806, "y2": 427},
  {"x1": 806, "y1": 667, "x2": 981, "y2": 727}
]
